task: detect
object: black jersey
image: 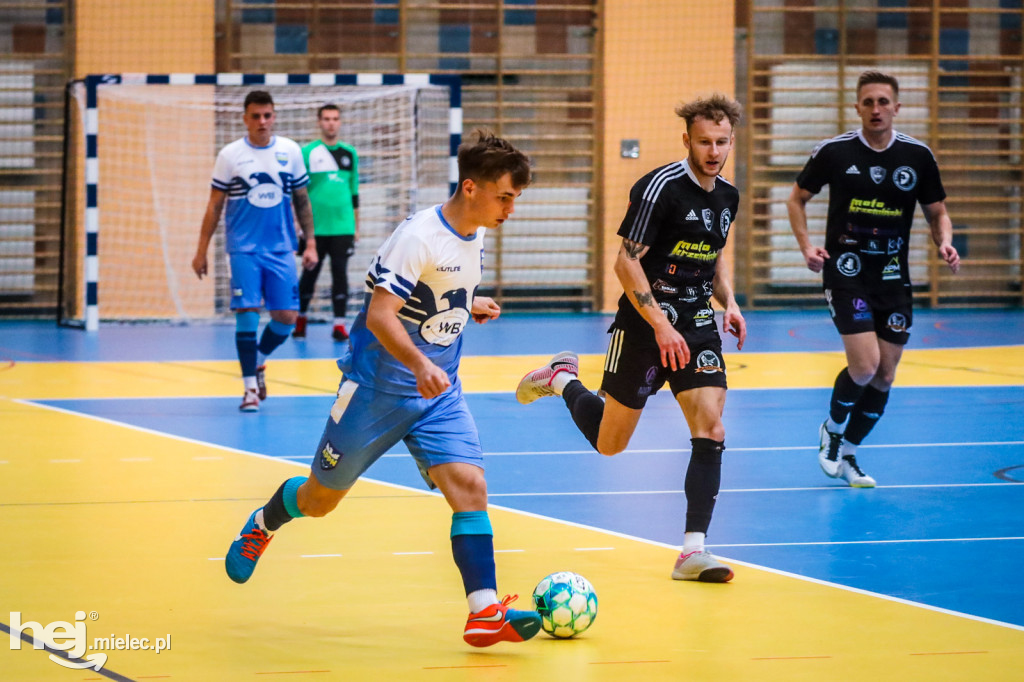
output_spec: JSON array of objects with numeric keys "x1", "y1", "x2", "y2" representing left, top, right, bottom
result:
[
  {"x1": 796, "y1": 129, "x2": 945, "y2": 289},
  {"x1": 614, "y1": 159, "x2": 739, "y2": 336}
]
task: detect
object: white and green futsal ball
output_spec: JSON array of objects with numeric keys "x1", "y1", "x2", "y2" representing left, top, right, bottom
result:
[{"x1": 532, "y1": 571, "x2": 598, "y2": 638}]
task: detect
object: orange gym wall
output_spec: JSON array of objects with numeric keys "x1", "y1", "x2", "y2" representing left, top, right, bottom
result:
[
  {"x1": 73, "y1": 1, "x2": 216, "y2": 319},
  {"x1": 598, "y1": 0, "x2": 736, "y2": 311},
  {"x1": 74, "y1": 0, "x2": 215, "y2": 76}
]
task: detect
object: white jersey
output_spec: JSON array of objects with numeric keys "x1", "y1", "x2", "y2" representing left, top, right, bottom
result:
[
  {"x1": 338, "y1": 205, "x2": 484, "y2": 395},
  {"x1": 210, "y1": 135, "x2": 309, "y2": 254}
]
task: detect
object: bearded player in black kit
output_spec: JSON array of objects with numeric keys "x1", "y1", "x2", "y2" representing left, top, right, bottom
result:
[
  {"x1": 516, "y1": 94, "x2": 746, "y2": 583},
  {"x1": 787, "y1": 70, "x2": 960, "y2": 488}
]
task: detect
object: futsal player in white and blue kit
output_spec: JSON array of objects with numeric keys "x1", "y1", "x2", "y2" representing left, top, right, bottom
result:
[
  {"x1": 192, "y1": 90, "x2": 319, "y2": 412},
  {"x1": 224, "y1": 131, "x2": 543, "y2": 647}
]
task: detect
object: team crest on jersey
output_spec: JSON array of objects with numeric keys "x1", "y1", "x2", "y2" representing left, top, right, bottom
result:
[
  {"x1": 887, "y1": 312, "x2": 908, "y2": 333},
  {"x1": 893, "y1": 166, "x2": 917, "y2": 191},
  {"x1": 275, "y1": 151, "x2": 288, "y2": 167},
  {"x1": 701, "y1": 208, "x2": 713, "y2": 231},
  {"x1": 870, "y1": 166, "x2": 886, "y2": 184},
  {"x1": 695, "y1": 350, "x2": 724, "y2": 374},
  {"x1": 720, "y1": 208, "x2": 732, "y2": 238},
  {"x1": 836, "y1": 252, "x2": 861, "y2": 277}
]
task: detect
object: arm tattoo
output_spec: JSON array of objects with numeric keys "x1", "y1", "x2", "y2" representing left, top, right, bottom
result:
[
  {"x1": 623, "y1": 239, "x2": 644, "y2": 260},
  {"x1": 633, "y1": 290, "x2": 654, "y2": 307},
  {"x1": 293, "y1": 190, "x2": 315, "y2": 238}
]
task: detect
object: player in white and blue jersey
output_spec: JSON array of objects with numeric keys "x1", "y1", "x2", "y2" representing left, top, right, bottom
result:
[
  {"x1": 223, "y1": 131, "x2": 544, "y2": 648},
  {"x1": 192, "y1": 90, "x2": 319, "y2": 412}
]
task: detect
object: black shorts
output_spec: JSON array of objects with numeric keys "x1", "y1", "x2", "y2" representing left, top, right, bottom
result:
[
  {"x1": 599, "y1": 324, "x2": 727, "y2": 410},
  {"x1": 825, "y1": 286, "x2": 912, "y2": 345}
]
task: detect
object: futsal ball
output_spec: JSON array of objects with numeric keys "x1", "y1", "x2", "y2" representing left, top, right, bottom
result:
[{"x1": 532, "y1": 571, "x2": 598, "y2": 638}]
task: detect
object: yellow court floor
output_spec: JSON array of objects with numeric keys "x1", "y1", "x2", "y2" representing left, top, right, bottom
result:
[{"x1": 2, "y1": 348, "x2": 1023, "y2": 680}]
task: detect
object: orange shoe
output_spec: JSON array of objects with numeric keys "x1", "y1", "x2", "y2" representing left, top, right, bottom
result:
[{"x1": 463, "y1": 594, "x2": 541, "y2": 647}]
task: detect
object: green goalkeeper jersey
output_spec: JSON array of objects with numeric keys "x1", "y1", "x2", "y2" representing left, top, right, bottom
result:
[{"x1": 301, "y1": 139, "x2": 359, "y2": 236}]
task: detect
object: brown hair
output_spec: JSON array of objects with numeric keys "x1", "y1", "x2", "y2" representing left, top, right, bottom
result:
[
  {"x1": 243, "y1": 90, "x2": 274, "y2": 110},
  {"x1": 857, "y1": 70, "x2": 899, "y2": 98},
  {"x1": 317, "y1": 103, "x2": 340, "y2": 118},
  {"x1": 675, "y1": 94, "x2": 742, "y2": 133},
  {"x1": 456, "y1": 129, "x2": 532, "y2": 189}
]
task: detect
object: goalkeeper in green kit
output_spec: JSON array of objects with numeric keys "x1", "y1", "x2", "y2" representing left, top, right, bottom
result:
[{"x1": 295, "y1": 104, "x2": 360, "y2": 341}]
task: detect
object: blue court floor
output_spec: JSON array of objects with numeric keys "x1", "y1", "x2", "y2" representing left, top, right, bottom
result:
[{"x1": 3, "y1": 309, "x2": 1023, "y2": 632}]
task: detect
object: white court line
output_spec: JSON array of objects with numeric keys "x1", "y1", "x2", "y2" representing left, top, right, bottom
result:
[
  {"x1": 376, "y1": 439, "x2": 1024, "y2": 458},
  {"x1": 487, "y1": 481, "x2": 1022, "y2": 497},
  {"x1": 16, "y1": 398, "x2": 1024, "y2": 634},
  {"x1": 713, "y1": 536, "x2": 1024, "y2": 549}
]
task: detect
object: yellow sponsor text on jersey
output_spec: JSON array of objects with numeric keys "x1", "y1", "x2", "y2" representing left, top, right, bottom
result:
[
  {"x1": 669, "y1": 239, "x2": 718, "y2": 262},
  {"x1": 848, "y1": 198, "x2": 903, "y2": 218}
]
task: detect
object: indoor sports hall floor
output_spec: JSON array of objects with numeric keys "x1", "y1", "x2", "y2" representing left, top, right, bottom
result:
[{"x1": 2, "y1": 309, "x2": 1022, "y2": 681}]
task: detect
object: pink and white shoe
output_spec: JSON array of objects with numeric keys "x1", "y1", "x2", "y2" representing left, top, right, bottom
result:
[{"x1": 515, "y1": 351, "x2": 579, "y2": 405}]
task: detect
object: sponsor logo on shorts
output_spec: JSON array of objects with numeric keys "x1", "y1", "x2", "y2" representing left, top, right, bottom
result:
[
  {"x1": 720, "y1": 208, "x2": 732, "y2": 238},
  {"x1": 887, "y1": 312, "x2": 908, "y2": 333},
  {"x1": 660, "y1": 302, "x2": 679, "y2": 325},
  {"x1": 852, "y1": 297, "x2": 871, "y2": 321},
  {"x1": 893, "y1": 166, "x2": 918, "y2": 191},
  {"x1": 695, "y1": 350, "x2": 723, "y2": 374},
  {"x1": 836, "y1": 252, "x2": 861, "y2": 277},
  {"x1": 232, "y1": 288, "x2": 243, "y2": 297},
  {"x1": 694, "y1": 307, "x2": 714, "y2": 327},
  {"x1": 870, "y1": 166, "x2": 886, "y2": 184},
  {"x1": 882, "y1": 257, "x2": 901, "y2": 281},
  {"x1": 320, "y1": 443, "x2": 341, "y2": 470}
]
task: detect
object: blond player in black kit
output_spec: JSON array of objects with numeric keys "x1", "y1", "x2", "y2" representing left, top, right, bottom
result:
[
  {"x1": 516, "y1": 94, "x2": 746, "y2": 583},
  {"x1": 787, "y1": 71, "x2": 960, "y2": 488}
]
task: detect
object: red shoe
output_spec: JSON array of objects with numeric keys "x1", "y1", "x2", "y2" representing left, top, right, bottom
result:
[
  {"x1": 292, "y1": 314, "x2": 307, "y2": 338},
  {"x1": 239, "y1": 389, "x2": 260, "y2": 412},
  {"x1": 332, "y1": 324, "x2": 349, "y2": 341},
  {"x1": 463, "y1": 594, "x2": 542, "y2": 647},
  {"x1": 255, "y1": 365, "x2": 267, "y2": 400}
]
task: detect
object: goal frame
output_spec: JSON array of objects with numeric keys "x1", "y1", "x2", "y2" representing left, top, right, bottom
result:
[{"x1": 61, "y1": 72, "x2": 462, "y2": 331}]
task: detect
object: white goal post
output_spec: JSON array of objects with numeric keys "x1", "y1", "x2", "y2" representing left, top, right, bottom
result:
[{"x1": 63, "y1": 72, "x2": 462, "y2": 330}]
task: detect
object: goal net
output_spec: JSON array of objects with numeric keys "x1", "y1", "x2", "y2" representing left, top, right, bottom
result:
[{"x1": 62, "y1": 74, "x2": 458, "y2": 328}]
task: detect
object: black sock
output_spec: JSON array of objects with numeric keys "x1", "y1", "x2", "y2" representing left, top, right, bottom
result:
[
  {"x1": 829, "y1": 368, "x2": 866, "y2": 425},
  {"x1": 262, "y1": 480, "x2": 296, "y2": 532},
  {"x1": 562, "y1": 379, "x2": 604, "y2": 450},
  {"x1": 685, "y1": 438, "x2": 724, "y2": 534},
  {"x1": 843, "y1": 385, "x2": 890, "y2": 445}
]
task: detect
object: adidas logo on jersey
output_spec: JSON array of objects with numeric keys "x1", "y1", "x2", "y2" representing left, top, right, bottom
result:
[
  {"x1": 685, "y1": 210, "x2": 698, "y2": 221},
  {"x1": 846, "y1": 165, "x2": 860, "y2": 175}
]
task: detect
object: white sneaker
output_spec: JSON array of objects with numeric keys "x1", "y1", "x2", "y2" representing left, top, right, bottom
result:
[
  {"x1": 239, "y1": 389, "x2": 260, "y2": 412},
  {"x1": 839, "y1": 455, "x2": 876, "y2": 488},
  {"x1": 818, "y1": 421, "x2": 843, "y2": 478},
  {"x1": 515, "y1": 351, "x2": 579, "y2": 405},
  {"x1": 671, "y1": 549, "x2": 734, "y2": 583}
]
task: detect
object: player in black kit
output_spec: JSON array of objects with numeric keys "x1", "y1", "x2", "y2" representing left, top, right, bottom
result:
[
  {"x1": 516, "y1": 95, "x2": 746, "y2": 583},
  {"x1": 787, "y1": 70, "x2": 960, "y2": 488}
]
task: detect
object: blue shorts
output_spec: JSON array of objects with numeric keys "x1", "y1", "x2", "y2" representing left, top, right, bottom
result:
[
  {"x1": 311, "y1": 378, "x2": 483, "y2": 491},
  {"x1": 228, "y1": 251, "x2": 299, "y2": 311}
]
